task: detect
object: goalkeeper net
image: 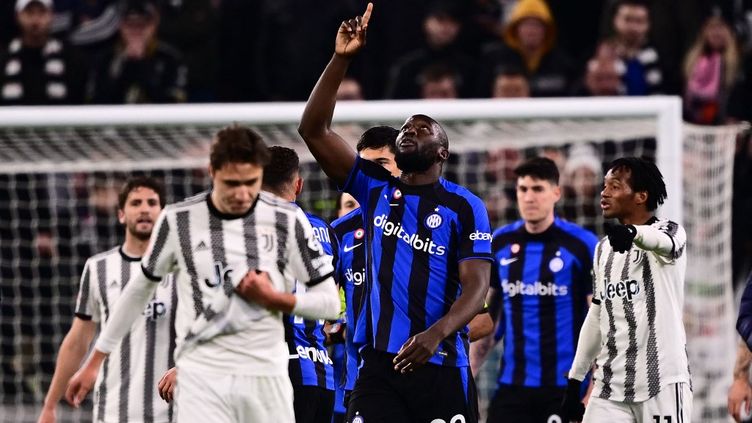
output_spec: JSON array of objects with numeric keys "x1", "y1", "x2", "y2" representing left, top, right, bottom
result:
[{"x1": 0, "y1": 98, "x2": 740, "y2": 423}]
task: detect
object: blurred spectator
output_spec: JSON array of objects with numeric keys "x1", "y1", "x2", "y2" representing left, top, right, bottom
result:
[
  {"x1": 606, "y1": 0, "x2": 664, "y2": 95},
  {"x1": 0, "y1": 0, "x2": 86, "y2": 105},
  {"x1": 89, "y1": 0, "x2": 187, "y2": 104},
  {"x1": 573, "y1": 41, "x2": 625, "y2": 96},
  {"x1": 561, "y1": 143, "x2": 603, "y2": 233},
  {"x1": 419, "y1": 62, "x2": 460, "y2": 99},
  {"x1": 385, "y1": 0, "x2": 477, "y2": 99},
  {"x1": 481, "y1": 0, "x2": 575, "y2": 97},
  {"x1": 158, "y1": 0, "x2": 219, "y2": 102},
  {"x1": 492, "y1": 66, "x2": 530, "y2": 98},
  {"x1": 683, "y1": 15, "x2": 740, "y2": 125},
  {"x1": 53, "y1": 0, "x2": 121, "y2": 59},
  {"x1": 336, "y1": 76, "x2": 364, "y2": 101}
]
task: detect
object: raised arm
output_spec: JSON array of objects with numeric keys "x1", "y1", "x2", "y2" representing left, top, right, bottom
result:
[{"x1": 297, "y1": 3, "x2": 373, "y2": 186}]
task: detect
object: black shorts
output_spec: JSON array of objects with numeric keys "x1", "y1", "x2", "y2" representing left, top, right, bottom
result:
[
  {"x1": 346, "y1": 347, "x2": 478, "y2": 423},
  {"x1": 486, "y1": 384, "x2": 565, "y2": 423},
  {"x1": 293, "y1": 385, "x2": 335, "y2": 423}
]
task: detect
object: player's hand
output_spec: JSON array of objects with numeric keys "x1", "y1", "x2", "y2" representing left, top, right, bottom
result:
[
  {"x1": 729, "y1": 378, "x2": 752, "y2": 422},
  {"x1": 605, "y1": 223, "x2": 637, "y2": 253},
  {"x1": 393, "y1": 328, "x2": 442, "y2": 373},
  {"x1": 36, "y1": 406, "x2": 56, "y2": 423},
  {"x1": 235, "y1": 270, "x2": 277, "y2": 308},
  {"x1": 65, "y1": 362, "x2": 99, "y2": 408},
  {"x1": 560, "y1": 378, "x2": 586, "y2": 422},
  {"x1": 158, "y1": 367, "x2": 177, "y2": 403},
  {"x1": 335, "y1": 3, "x2": 372, "y2": 58}
]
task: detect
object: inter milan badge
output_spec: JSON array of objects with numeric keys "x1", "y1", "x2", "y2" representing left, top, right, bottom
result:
[
  {"x1": 549, "y1": 257, "x2": 564, "y2": 273},
  {"x1": 424, "y1": 213, "x2": 443, "y2": 229},
  {"x1": 352, "y1": 413, "x2": 365, "y2": 423},
  {"x1": 393, "y1": 189, "x2": 402, "y2": 200},
  {"x1": 354, "y1": 228, "x2": 365, "y2": 240}
]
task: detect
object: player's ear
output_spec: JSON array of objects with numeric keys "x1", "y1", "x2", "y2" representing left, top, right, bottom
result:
[
  {"x1": 553, "y1": 184, "x2": 562, "y2": 202},
  {"x1": 117, "y1": 208, "x2": 126, "y2": 224},
  {"x1": 207, "y1": 164, "x2": 214, "y2": 179},
  {"x1": 438, "y1": 146, "x2": 449, "y2": 162},
  {"x1": 295, "y1": 176, "x2": 304, "y2": 197},
  {"x1": 635, "y1": 190, "x2": 648, "y2": 206}
]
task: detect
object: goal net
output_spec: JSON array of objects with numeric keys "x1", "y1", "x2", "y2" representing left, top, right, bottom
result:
[{"x1": 0, "y1": 98, "x2": 740, "y2": 422}]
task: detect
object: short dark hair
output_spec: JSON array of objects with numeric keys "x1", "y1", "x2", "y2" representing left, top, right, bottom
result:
[
  {"x1": 514, "y1": 157, "x2": 559, "y2": 185},
  {"x1": 494, "y1": 64, "x2": 528, "y2": 80},
  {"x1": 118, "y1": 176, "x2": 166, "y2": 210},
  {"x1": 356, "y1": 126, "x2": 398, "y2": 154},
  {"x1": 210, "y1": 125, "x2": 270, "y2": 171},
  {"x1": 607, "y1": 156, "x2": 667, "y2": 211},
  {"x1": 418, "y1": 63, "x2": 460, "y2": 86},
  {"x1": 262, "y1": 146, "x2": 300, "y2": 193},
  {"x1": 615, "y1": 0, "x2": 650, "y2": 12}
]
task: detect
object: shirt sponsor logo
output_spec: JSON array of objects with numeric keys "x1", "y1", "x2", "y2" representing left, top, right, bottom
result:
[
  {"x1": 345, "y1": 267, "x2": 366, "y2": 286},
  {"x1": 373, "y1": 214, "x2": 446, "y2": 256},
  {"x1": 501, "y1": 279, "x2": 569, "y2": 297},
  {"x1": 469, "y1": 230, "x2": 491, "y2": 241},
  {"x1": 312, "y1": 226, "x2": 330, "y2": 245},
  {"x1": 295, "y1": 345, "x2": 333, "y2": 365},
  {"x1": 205, "y1": 261, "x2": 233, "y2": 288},
  {"x1": 602, "y1": 279, "x2": 640, "y2": 301},
  {"x1": 142, "y1": 300, "x2": 167, "y2": 321}
]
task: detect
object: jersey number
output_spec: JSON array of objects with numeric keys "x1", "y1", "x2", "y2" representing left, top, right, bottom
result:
[{"x1": 653, "y1": 417, "x2": 672, "y2": 423}]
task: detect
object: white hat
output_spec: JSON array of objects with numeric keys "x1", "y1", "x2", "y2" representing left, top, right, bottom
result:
[{"x1": 16, "y1": 0, "x2": 52, "y2": 12}]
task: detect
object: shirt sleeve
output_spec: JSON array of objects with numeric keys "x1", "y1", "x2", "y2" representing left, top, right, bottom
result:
[
  {"x1": 458, "y1": 194, "x2": 493, "y2": 261},
  {"x1": 141, "y1": 209, "x2": 178, "y2": 281},
  {"x1": 342, "y1": 156, "x2": 392, "y2": 208},
  {"x1": 290, "y1": 208, "x2": 335, "y2": 287},
  {"x1": 591, "y1": 241, "x2": 604, "y2": 305},
  {"x1": 74, "y1": 259, "x2": 100, "y2": 322},
  {"x1": 634, "y1": 220, "x2": 686, "y2": 264}
]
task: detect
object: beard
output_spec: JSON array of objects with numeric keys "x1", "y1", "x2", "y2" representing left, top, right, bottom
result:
[
  {"x1": 395, "y1": 146, "x2": 438, "y2": 173},
  {"x1": 128, "y1": 224, "x2": 152, "y2": 241}
]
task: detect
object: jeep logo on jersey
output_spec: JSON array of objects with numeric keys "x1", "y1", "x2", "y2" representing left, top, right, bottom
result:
[
  {"x1": 204, "y1": 261, "x2": 233, "y2": 288},
  {"x1": 142, "y1": 300, "x2": 166, "y2": 321},
  {"x1": 295, "y1": 345, "x2": 333, "y2": 364},
  {"x1": 354, "y1": 228, "x2": 365, "y2": 240},
  {"x1": 345, "y1": 267, "x2": 366, "y2": 285},
  {"x1": 424, "y1": 213, "x2": 443, "y2": 229},
  {"x1": 603, "y1": 279, "x2": 640, "y2": 301},
  {"x1": 469, "y1": 230, "x2": 491, "y2": 241},
  {"x1": 373, "y1": 214, "x2": 446, "y2": 256}
]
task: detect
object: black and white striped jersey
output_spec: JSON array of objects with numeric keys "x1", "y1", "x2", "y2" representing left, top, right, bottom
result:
[
  {"x1": 75, "y1": 246, "x2": 177, "y2": 423},
  {"x1": 140, "y1": 191, "x2": 334, "y2": 376},
  {"x1": 591, "y1": 217, "x2": 691, "y2": 403}
]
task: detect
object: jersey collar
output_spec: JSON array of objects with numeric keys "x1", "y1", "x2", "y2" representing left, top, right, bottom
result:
[{"x1": 206, "y1": 191, "x2": 259, "y2": 220}]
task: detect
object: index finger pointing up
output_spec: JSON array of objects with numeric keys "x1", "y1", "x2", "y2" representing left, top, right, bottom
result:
[{"x1": 362, "y1": 2, "x2": 373, "y2": 27}]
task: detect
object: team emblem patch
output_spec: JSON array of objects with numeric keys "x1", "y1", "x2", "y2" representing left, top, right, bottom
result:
[
  {"x1": 549, "y1": 257, "x2": 564, "y2": 273},
  {"x1": 354, "y1": 228, "x2": 365, "y2": 240},
  {"x1": 424, "y1": 213, "x2": 443, "y2": 229},
  {"x1": 393, "y1": 189, "x2": 402, "y2": 200},
  {"x1": 511, "y1": 243, "x2": 521, "y2": 254},
  {"x1": 352, "y1": 414, "x2": 365, "y2": 423}
]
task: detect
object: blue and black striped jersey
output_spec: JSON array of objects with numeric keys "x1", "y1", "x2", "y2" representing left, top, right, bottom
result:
[
  {"x1": 344, "y1": 157, "x2": 492, "y2": 367},
  {"x1": 492, "y1": 217, "x2": 597, "y2": 388},
  {"x1": 332, "y1": 208, "x2": 367, "y2": 391},
  {"x1": 284, "y1": 212, "x2": 338, "y2": 390}
]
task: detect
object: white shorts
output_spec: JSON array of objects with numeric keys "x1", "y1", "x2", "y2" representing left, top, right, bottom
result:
[
  {"x1": 583, "y1": 383, "x2": 692, "y2": 423},
  {"x1": 175, "y1": 367, "x2": 295, "y2": 423}
]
